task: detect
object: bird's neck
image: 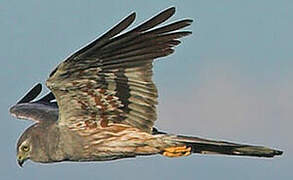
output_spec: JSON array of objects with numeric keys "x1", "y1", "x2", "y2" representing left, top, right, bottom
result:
[{"x1": 31, "y1": 122, "x2": 66, "y2": 163}]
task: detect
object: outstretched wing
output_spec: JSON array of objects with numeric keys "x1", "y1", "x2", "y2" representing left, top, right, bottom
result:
[
  {"x1": 47, "y1": 7, "x2": 192, "y2": 133},
  {"x1": 10, "y1": 83, "x2": 58, "y2": 123}
]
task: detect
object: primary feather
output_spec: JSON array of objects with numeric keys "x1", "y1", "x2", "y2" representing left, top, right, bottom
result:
[{"x1": 47, "y1": 7, "x2": 192, "y2": 133}]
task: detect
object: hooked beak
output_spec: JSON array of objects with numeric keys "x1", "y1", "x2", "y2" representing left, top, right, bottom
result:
[
  {"x1": 17, "y1": 155, "x2": 26, "y2": 167},
  {"x1": 18, "y1": 159, "x2": 24, "y2": 167}
]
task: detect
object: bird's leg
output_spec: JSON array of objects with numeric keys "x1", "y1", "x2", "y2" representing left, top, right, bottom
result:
[{"x1": 162, "y1": 146, "x2": 192, "y2": 157}]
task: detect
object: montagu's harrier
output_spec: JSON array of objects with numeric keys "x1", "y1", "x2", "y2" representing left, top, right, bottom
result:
[{"x1": 10, "y1": 7, "x2": 282, "y2": 167}]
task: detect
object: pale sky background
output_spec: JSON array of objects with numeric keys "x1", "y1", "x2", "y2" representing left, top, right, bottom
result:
[{"x1": 0, "y1": 0, "x2": 292, "y2": 179}]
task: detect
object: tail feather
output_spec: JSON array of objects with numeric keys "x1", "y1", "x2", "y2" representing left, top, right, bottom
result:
[{"x1": 173, "y1": 135, "x2": 283, "y2": 158}]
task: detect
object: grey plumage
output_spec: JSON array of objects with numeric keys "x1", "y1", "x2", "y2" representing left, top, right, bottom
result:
[
  {"x1": 10, "y1": 83, "x2": 58, "y2": 123},
  {"x1": 10, "y1": 7, "x2": 282, "y2": 167}
]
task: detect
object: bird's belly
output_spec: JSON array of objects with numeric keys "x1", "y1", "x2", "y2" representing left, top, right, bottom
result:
[{"x1": 67, "y1": 126, "x2": 164, "y2": 161}]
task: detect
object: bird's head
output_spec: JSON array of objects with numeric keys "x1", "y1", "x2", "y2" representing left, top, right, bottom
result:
[
  {"x1": 16, "y1": 123, "x2": 46, "y2": 167},
  {"x1": 17, "y1": 136, "x2": 32, "y2": 167},
  {"x1": 16, "y1": 125, "x2": 35, "y2": 167},
  {"x1": 16, "y1": 122, "x2": 57, "y2": 167}
]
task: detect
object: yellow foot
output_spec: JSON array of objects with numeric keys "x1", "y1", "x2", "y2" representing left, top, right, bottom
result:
[{"x1": 162, "y1": 146, "x2": 192, "y2": 157}]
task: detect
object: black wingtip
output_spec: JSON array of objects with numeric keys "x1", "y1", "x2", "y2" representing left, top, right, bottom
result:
[
  {"x1": 132, "y1": 6, "x2": 176, "y2": 33},
  {"x1": 37, "y1": 92, "x2": 55, "y2": 103},
  {"x1": 128, "y1": 12, "x2": 136, "y2": 20},
  {"x1": 186, "y1": 19, "x2": 193, "y2": 24},
  {"x1": 17, "y1": 83, "x2": 42, "y2": 104},
  {"x1": 166, "y1": 7, "x2": 176, "y2": 14}
]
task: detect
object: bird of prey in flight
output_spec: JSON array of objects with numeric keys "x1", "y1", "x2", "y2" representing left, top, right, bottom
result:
[{"x1": 10, "y1": 7, "x2": 282, "y2": 167}]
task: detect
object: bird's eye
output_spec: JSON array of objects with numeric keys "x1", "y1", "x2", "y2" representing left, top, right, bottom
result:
[{"x1": 22, "y1": 145, "x2": 29, "y2": 152}]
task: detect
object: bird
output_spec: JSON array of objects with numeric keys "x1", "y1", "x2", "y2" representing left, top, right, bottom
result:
[{"x1": 10, "y1": 7, "x2": 282, "y2": 167}]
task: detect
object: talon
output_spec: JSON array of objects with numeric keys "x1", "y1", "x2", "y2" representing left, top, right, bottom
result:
[
  {"x1": 184, "y1": 151, "x2": 191, "y2": 156},
  {"x1": 162, "y1": 146, "x2": 192, "y2": 158}
]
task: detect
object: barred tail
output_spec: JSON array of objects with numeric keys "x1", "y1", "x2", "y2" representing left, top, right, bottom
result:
[{"x1": 173, "y1": 135, "x2": 283, "y2": 158}]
